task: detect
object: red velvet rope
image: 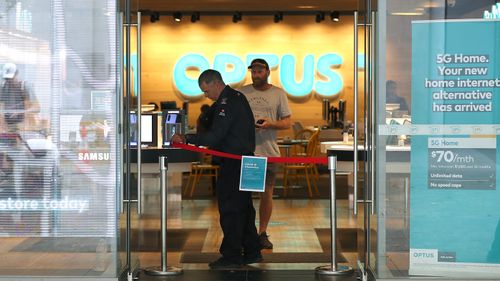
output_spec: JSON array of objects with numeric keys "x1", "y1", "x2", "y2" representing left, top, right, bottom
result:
[{"x1": 172, "y1": 142, "x2": 327, "y2": 165}]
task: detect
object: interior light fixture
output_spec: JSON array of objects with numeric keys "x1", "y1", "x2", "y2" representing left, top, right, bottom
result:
[
  {"x1": 173, "y1": 12, "x2": 182, "y2": 22},
  {"x1": 191, "y1": 12, "x2": 200, "y2": 23},
  {"x1": 150, "y1": 12, "x2": 160, "y2": 23},
  {"x1": 232, "y1": 12, "x2": 242, "y2": 23},
  {"x1": 330, "y1": 11, "x2": 340, "y2": 22},
  {"x1": 274, "y1": 12, "x2": 283, "y2": 23},
  {"x1": 315, "y1": 12, "x2": 325, "y2": 23}
]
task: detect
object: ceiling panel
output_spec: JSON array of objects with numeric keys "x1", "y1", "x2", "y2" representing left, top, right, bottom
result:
[{"x1": 133, "y1": 0, "x2": 359, "y2": 12}]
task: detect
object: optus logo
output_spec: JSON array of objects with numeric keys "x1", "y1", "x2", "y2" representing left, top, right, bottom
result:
[
  {"x1": 173, "y1": 53, "x2": 344, "y2": 99},
  {"x1": 410, "y1": 249, "x2": 438, "y2": 264}
]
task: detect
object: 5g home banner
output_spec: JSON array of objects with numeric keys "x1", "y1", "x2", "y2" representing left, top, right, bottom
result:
[{"x1": 411, "y1": 19, "x2": 500, "y2": 276}]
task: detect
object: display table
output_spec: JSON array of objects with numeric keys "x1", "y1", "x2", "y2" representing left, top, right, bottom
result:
[
  {"x1": 320, "y1": 141, "x2": 410, "y2": 173},
  {"x1": 321, "y1": 141, "x2": 411, "y2": 213},
  {"x1": 276, "y1": 139, "x2": 309, "y2": 156}
]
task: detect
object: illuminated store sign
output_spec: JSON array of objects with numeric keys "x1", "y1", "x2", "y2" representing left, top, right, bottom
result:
[
  {"x1": 173, "y1": 53, "x2": 344, "y2": 99},
  {"x1": 484, "y1": 3, "x2": 500, "y2": 19}
]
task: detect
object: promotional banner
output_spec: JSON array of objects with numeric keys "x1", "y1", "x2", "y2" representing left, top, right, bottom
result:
[{"x1": 411, "y1": 19, "x2": 500, "y2": 276}]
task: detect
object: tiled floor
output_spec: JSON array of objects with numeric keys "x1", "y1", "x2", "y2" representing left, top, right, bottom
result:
[{"x1": 0, "y1": 172, "x2": 411, "y2": 280}]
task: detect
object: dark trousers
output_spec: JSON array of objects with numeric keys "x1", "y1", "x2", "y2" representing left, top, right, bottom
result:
[{"x1": 216, "y1": 158, "x2": 260, "y2": 263}]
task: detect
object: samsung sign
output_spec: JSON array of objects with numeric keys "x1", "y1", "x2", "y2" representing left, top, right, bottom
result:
[{"x1": 173, "y1": 53, "x2": 344, "y2": 99}]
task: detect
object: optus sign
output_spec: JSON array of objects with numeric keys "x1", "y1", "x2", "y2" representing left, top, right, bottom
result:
[
  {"x1": 483, "y1": 3, "x2": 500, "y2": 19},
  {"x1": 173, "y1": 53, "x2": 344, "y2": 99}
]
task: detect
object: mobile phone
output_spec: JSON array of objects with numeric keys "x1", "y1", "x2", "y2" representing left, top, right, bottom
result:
[{"x1": 256, "y1": 119, "x2": 265, "y2": 125}]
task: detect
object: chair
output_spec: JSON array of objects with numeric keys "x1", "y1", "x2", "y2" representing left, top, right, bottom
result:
[
  {"x1": 184, "y1": 154, "x2": 219, "y2": 197},
  {"x1": 291, "y1": 129, "x2": 314, "y2": 157},
  {"x1": 282, "y1": 129, "x2": 320, "y2": 198}
]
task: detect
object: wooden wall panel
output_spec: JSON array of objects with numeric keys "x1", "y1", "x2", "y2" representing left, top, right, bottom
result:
[{"x1": 139, "y1": 15, "x2": 365, "y2": 136}]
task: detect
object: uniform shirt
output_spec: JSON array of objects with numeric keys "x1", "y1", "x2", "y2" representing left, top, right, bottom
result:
[
  {"x1": 239, "y1": 84, "x2": 291, "y2": 157},
  {"x1": 187, "y1": 85, "x2": 255, "y2": 156}
]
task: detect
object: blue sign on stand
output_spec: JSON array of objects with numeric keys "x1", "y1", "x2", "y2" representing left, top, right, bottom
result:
[
  {"x1": 239, "y1": 156, "x2": 267, "y2": 192},
  {"x1": 410, "y1": 19, "x2": 500, "y2": 276}
]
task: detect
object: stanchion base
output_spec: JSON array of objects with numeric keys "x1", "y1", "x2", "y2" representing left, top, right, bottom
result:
[
  {"x1": 315, "y1": 265, "x2": 354, "y2": 275},
  {"x1": 144, "y1": 266, "x2": 183, "y2": 276}
]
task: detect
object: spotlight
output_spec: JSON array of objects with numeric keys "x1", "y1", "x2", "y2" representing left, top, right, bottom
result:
[
  {"x1": 330, "y1": 11, "x2": 340, "y2": 22},
  {"x1": 232, "y1": 12, "x2": 242, "y2": 23},
  {"x1": 191, "y1": 12, "x2": 200, "y2": 23},
  {"x1": 150, "y1": 12, "x2": 160, "y2": 23},
  {"x1": 173, "y1": 12, "x2": 182, "y2": 22},
  {"x1": 273, "y1": 12, "x2": 283, "y2": 23},
  {"x1": 315, "y1": 12, "x2": 325, "y2": 23}
]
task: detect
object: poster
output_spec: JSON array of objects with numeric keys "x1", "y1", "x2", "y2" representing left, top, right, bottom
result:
[
  {"x1": 239, "y1": 156, "x2": 267, "y2": 192},
  {"x1": 410, "y1": 19, "x2": 500, "y2": 276}
]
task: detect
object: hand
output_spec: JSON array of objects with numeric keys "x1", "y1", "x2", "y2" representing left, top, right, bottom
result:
[
  {"x1": 255, "y1": 117, "x2": 270, "y2": 129},
  {"x1": 171, "y1": 134, "x2": 185, "y2": 144}
]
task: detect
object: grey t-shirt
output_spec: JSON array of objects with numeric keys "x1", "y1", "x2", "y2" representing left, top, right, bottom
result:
[{"x1": 239, "y1": 85, "x2": 291, "y2": 157}]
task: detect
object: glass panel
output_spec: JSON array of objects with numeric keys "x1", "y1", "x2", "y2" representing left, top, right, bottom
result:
[
  {"x1": 0, "y1": 0, "x2": 122, "y2": 277},
  {"x1": 376, "y1": 0, "x2": 500, "y2": 279}
]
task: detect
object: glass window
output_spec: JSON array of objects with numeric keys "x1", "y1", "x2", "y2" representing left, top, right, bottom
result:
[
  {"x1": 0, "y1": 0, "x2": 120, "y2": 276},
  {"x1": 376, "y1": 0, "x2": 500, "y2": 279}
]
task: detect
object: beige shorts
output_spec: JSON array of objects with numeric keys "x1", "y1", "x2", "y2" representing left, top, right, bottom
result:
[{"x1": 265, "y1": 163, "x2": 278, "y2": 186}]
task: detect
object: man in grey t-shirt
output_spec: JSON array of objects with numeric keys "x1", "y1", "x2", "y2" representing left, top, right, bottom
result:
[{"x1": 239, "y1": 58, "x2": 291, "y2": 249}]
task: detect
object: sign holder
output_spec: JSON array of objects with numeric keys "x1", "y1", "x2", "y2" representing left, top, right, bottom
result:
[{"x1": 315, "y1": 155, "x2": 354, "y2": 276}]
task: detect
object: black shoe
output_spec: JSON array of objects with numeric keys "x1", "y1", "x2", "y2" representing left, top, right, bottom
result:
[
  {"x1": 259, "y1": 232, "x2": 273, "y2": 249},
  {"x1": 208, "y1": 257, "x2": 242, "y2": 270},
  {"x1": 243, "y1": 253, "x2": 263, "y2": 265}
]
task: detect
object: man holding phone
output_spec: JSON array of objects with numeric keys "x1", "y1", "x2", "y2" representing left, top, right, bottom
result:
[{"x1": 239, "y1": 58, "x2": 292, "y2": 249}]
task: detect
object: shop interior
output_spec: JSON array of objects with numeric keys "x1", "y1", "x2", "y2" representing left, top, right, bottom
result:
[{"x1": 124, "y1": 0, "x2": 377, "y2": 273}]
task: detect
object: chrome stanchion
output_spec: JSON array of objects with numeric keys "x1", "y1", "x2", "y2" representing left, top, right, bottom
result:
[
  {"x1": 144, "y1": 156, "x2": 183, "y2": 276},
  {"x1": 315, "y1": 156, "x2": 354, "y2": 275}
]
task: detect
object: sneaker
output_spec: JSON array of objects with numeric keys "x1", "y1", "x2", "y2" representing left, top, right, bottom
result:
[
  {"x1": 208, "y1": 257, "x2": 242, "y2": 270},
  {"x1": 258, "y1": 232, "x2": 273, "y2": 249},
  {"x1": 243, "y1": 253, "x2": 263, "y2": 265}
]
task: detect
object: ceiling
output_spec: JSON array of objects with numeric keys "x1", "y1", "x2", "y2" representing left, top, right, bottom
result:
[{"x1": 130, "y1": 0, "x2": 361, "y2": 12}]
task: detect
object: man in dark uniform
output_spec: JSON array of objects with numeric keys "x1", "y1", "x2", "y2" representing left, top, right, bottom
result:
[{"x1": 172, "y1": 69, "x2": 262, "y2": 269}]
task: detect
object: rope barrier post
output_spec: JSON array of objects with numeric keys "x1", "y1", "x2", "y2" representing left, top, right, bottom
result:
[
  {"x1": 315, "y1": 155, "x2": 354, "y2": 276},
  {"x1": 144, "y1": 156, "x2": 183, "y2": 276}
]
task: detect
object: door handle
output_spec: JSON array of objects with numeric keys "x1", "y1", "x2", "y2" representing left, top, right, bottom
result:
[
  {"x1": 136, "y1": 11, "x2": 143, "y2": 214},
  {"x1": 353, "y1": 11, "x2": 359, "y2": 215}
]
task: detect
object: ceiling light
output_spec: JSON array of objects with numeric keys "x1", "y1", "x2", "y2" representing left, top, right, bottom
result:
[
  {"x1": 315, "y1": 12, "x2": 325, "y2": 23},
  {"x1": 330, "y1": 11, "x2": 340, "y2": 22},
  {"x1": 232, "y1": 12, "x2": 242, "y2": 23},
  {"x1": 191, "y1": 12, "x2": 200, "y2": 23},
  {"x1": 173, "y1": 12, "x2": 182, "y2": 22},
  {"x1": 274, "y1": 12, "x2": 283, "y2": 23},
  {"x1": 150, "y1": 12, "x2": 160, "y2": 23}
]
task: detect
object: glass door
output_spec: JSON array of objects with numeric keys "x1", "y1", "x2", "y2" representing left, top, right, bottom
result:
[
  {"x1": 121, "y1": 0, "x2": 142, "y2": 278},
  {"x1": 353, "y1": 0, "x2": 376, "y2": 279},
  {"x1": 0, "y1": 0, "x2": 124, "y2": 279}
]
